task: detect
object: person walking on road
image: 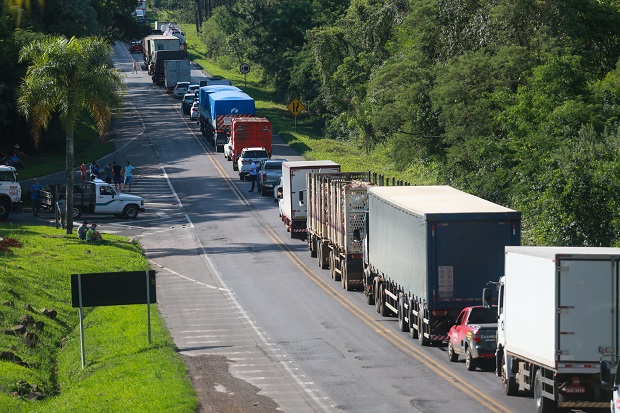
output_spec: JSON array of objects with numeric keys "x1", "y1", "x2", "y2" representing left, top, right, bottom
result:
[
  {"x1": 132, "y1": 59, "x2": 138, "y2": 74},
  {"x1": 248, "y1": 159, "x2": 257, "y2": 192},
  {"x1": 123, "y1": 160, "x2": 135, "y2": 192},
  {"x1": 30, "y1": 178, "x2": 43, "y2": 216}
]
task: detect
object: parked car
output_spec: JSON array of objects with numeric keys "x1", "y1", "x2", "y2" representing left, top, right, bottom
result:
[
  {"x1": 190, "y1": 101, "x2": 199, "y2": 121},
  {"x1": 173, "y1": 81, "x2": 190, "y2": 99},
  {"x1": 237, "y1": 147, "x2": 270, "y2": 180},
  {"x1": 130, "y1": 40, "x2": 143, "y2": 53},
  {"x1": 257, "y1": 159, "x2": 286, "y2": 196},
  {"x1": 447, "y1": 306, "x2": 497, "y2": 371},
  {"x1": 223, "y1": 136, "x2": 232, "y2": 160},
  {"x1": 181, "y1": 93, "x2": 195, "y2": 115}
]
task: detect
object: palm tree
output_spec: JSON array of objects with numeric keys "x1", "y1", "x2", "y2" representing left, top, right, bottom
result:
[{"x1": 17, "y1": 36, "x2": 124, "y2": 234}]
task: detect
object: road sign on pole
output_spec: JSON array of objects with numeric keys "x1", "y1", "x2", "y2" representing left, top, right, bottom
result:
[
  {"x1": 287, "y1": 99, "x2": 306, "y2": 132},
  {"x1": 240, "y1": 63, "x2": 250, "y2": 87}
]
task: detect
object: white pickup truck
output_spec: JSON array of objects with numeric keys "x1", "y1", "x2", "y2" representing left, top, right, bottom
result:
[
  {"x1": 0, "y1": 165, "x2": 23, "y2": 220},
  {"x1": 41, "y1": 179, "x2": 145, "y2": 219}
]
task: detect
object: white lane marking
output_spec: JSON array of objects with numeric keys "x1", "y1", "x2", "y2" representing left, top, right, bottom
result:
[{"x1": 150, "y1": 260, "x2": 226, "y2": 291}]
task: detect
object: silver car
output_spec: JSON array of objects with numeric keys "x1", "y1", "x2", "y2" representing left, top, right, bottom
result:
[{"x1": 257, "y1": 159, "x2": 286, "y2": 196}]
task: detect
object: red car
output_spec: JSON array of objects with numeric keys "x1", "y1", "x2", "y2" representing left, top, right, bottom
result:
[
  {"x1": 447, "y1": 305, "x2": 497, "y2": 371},
  {"x1": 129, "y1": 40, "x2": 142, "y2": 53}
]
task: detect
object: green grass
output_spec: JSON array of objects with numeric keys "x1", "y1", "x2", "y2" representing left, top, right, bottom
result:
[{"x1": 0, "y1": 224, "x2": 197, "y2": 413}]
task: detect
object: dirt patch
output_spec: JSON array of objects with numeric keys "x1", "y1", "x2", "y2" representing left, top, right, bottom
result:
[
  {"x1": 0, "y1": 237, "x2": 23, "y2": 253},
  {"x1": 181, "y1": 354, "x2": 281, "y2": 413}
]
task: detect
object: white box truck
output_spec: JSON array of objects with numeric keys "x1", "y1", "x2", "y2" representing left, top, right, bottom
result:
[
  {"x1": 485, "y1": 246, "x2": 620, "y2": 412},
  {"x1": 164, "y1": 59, "x2": 190, "y2": 93},
  {"x1": 279, "y1": 161, "x2": 339, "y2": 238}
]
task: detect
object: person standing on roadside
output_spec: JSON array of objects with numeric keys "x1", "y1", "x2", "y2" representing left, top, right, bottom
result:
[
  {"x1": 112, "y1": 161, "x2": 123, "y2": 191},
  {"x1": 30, "y1": 178, "x2": 43, "y2": 216},
  {"x1": 56, "y1": 194, "x2": 66, "y2": 229},
  {"x1": 123, "y1": 161, "x2": 135, "y2": 192},
  {"x1": 104, "y1": 163, "x2": 113, "y2": 184},
  {"x1": 248, "y1": 159, "x2": 257, "y2": 192}
]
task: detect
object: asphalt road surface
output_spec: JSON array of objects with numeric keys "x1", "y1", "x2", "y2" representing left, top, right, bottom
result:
[{"x1": 18, "y1": 43, "x2": 605, "y2": 413}]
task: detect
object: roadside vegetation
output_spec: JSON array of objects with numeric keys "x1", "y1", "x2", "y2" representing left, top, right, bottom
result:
[{"x1": 0, "y1": 224, "x2": 197, "y2": 412}]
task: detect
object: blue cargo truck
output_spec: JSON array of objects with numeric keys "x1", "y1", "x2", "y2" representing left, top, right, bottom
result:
[
  {"x1": 364, "y1": 186, "x2": 521, "y2": 346},
  {"x1": 198, "y1": 90, "x2": 255, "y2": 152}
]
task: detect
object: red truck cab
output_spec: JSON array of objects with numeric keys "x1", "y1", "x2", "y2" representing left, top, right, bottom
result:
[
  {"x1": 230, "y1": 118, "x2": 272, "y2": 170},
  {"x1": 447, "y1": 305, "x2": 497, "y2": 371}
]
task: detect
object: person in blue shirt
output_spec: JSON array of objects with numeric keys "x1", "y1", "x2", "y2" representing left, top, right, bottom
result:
[
  {"x1": 123, "y1": 161, "x2": 135, "y2": 192},
  {"x1": 30, "y1": 178, "x2": 43, "y2": 216}
]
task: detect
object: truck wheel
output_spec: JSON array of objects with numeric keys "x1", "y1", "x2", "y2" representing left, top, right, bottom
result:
[
  {"x1": 329, "y1": 251, "x2": 335, "y2": 279},
  {"x1": 123, "y1": 205, "x2": 140, "y2": 219},
  {"x1": 398, "y1": 296, "x2": 409, "y2": 332},
  {"x1": 409, "y1": 300, "x2": 419, "y2": 339},
  {"x1": 465, "y1": 348, "x2": 477, "y2": 371},
  {"x1": 379, "y1": 284, "x2": 391, "y2": 317},
  {"x1": 309, "y1": 236, "x2": 317, "y2": 258},
  {"x1": 534, "y1": 369, "x2": 556, "y2": 413},
  {"x1": 448, "y1": 343, "x2": 459, "y2": 362},
  {"x1": 342, "y1": 262, "x2": 350, "y2": 290},
  {"x1": 502, "y1": 357, "x2": 518, "y2": 396},
  {"x1": 0, "y1": 200, "x2": 10, "y2": 220},
  {"x1": 418, "y1": 316, "x2": 430, "y2": 346},
  {"x1": 364, "y1": 269, "x2": 375, "y2": 305},
  {"x1": 233, "y1": 162, "x2": 238, "y2": 171},
  {"x1": 374, "y1": 280, "x2": 382, "y2": 314}
]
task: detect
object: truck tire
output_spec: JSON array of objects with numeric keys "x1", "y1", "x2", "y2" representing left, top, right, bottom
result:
[
  {"x1": 448, "y1": 343, "x2": 459, "y2": 362},
  {"x1": 123, "y1": 205, "x2": 140, "y2": 219},
  {"x1": 502, "y1": 357, "x2": 518, "y2": 396},
  {"x1": 309, "y1": 236, "x2": 317, "y2": 258},
  {"x1": 329, "y1": 251, "x2": 335, "y2": 280},
  {"x1": 379, "y1": 284, "x2": 391, "y2": 317},
  {"x1": 0, "y1": 200, "x2": 10, "y2": 220},
  {"x1": 233, "y1": 162, "x2": 238, "y2": 171},
  {"x1": 398, "y1": 296, "x2": 409, "y2": 332},
  {"x1": 418, "y1": 315, "x2": 430, "y2": 346},
  {"x1": 342, "y1": 262, "x2": 352, "y2": 291},
  {"x1": 534, "y1": 369, "x2": 556, "y2": 413},
  {"x1": 465, "y1": 348, "x2": 477, "y2": 371},
  {"x1": 364, "y1": 268, "x2": 375, "y2": 305},
  {"x1": 409, "y1": 300, "x2": 419, "y2": 339},
  {"x1": 375, "y1": 280, "x2": 382, "y2": 314}
]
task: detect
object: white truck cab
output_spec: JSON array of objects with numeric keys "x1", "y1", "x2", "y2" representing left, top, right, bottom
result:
[
  {"x1": 0, "y1": 165, "x2": 23, "y2": 220},
  {"x1": 42, "y1": 179, "x2": 145, "y2": 219}
]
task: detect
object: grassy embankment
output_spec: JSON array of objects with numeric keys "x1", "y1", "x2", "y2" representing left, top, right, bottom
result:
[{"x1": 0, "y1": 225, "x2": 197, "y2": 413}]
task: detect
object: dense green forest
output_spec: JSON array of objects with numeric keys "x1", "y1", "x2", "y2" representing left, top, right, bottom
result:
[{"x1": 5, "y1": 0, "x2": 620, "y2": 247}]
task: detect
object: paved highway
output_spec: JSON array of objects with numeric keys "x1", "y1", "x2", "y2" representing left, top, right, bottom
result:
[{"x1": 99, "y1": 43, "x2": 602, "y2": 413}]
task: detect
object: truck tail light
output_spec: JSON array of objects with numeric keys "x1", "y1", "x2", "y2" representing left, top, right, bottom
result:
[
  {"x1": 262, "y1": 174, "x2": 267, "y2": 181},
  {"x1": 431, "y1": 310, "x2": 448, "y2": 317},
  {"x1": 473, "y1": 330, "x2": 481, "y2": 342}
]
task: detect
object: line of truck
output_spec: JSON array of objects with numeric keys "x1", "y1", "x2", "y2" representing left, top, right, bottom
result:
[{"x1": 274, "y1": 160, "x2": 618, "y2": 412}]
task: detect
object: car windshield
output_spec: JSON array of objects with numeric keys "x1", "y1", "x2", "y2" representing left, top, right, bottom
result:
[
  {"x1": 468, "y1": 308, "x2": 497, "y2": 324},
  {"x1": 0, "y1": 171, "x2": 15, "y2": 182},
  {"x1": 243, "y1": 150, "x2": 268, "y2": 159},
  {"x1": 176, "y1": 82, "x2": 189, "y2": 89},
  {"x1": 264, "y1": 162, "x2": 283, "y2": 170},
  {"x1": 184, "y1": 95, "x2": 194, "y2": 102}
]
